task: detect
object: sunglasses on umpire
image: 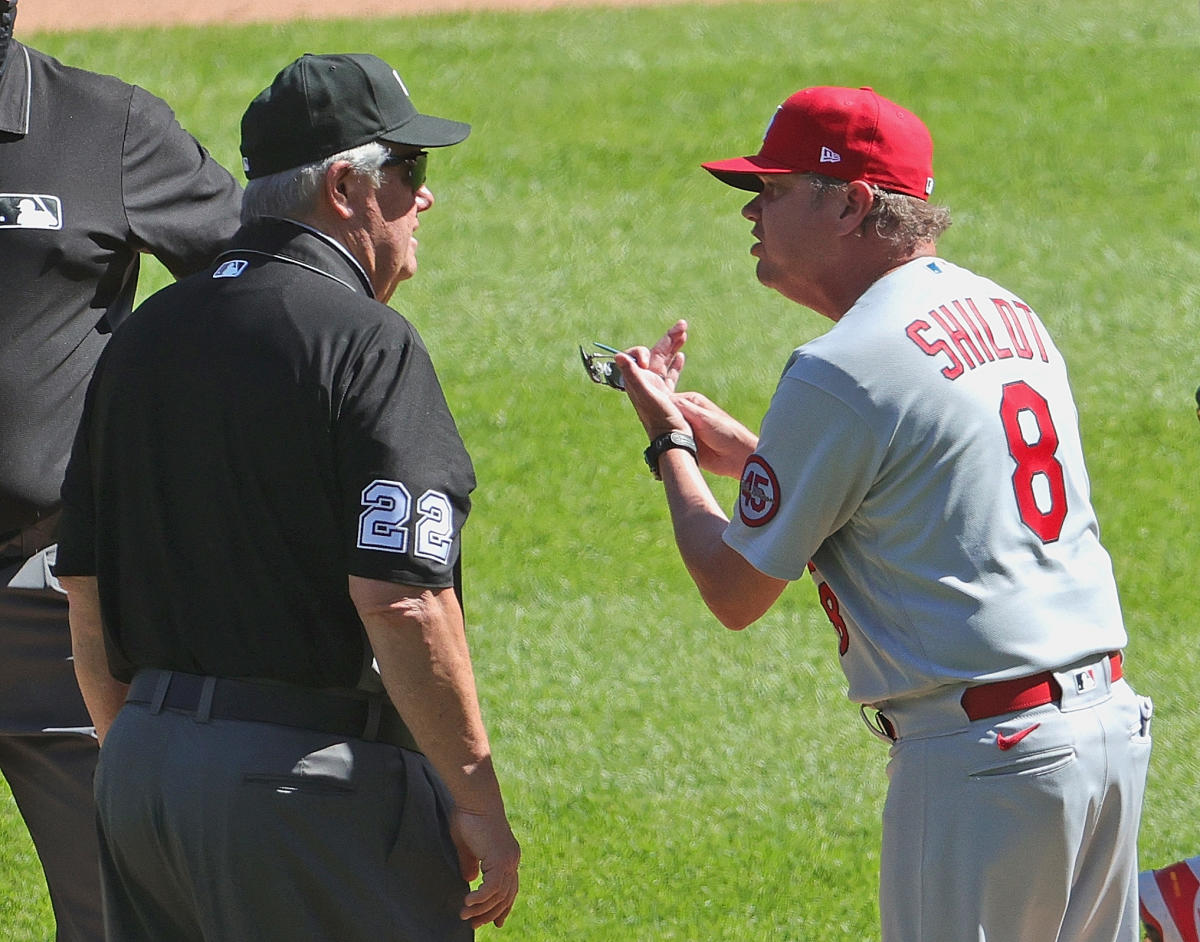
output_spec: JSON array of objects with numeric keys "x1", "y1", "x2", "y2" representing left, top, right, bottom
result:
[{"x1": 381, "y1": 151, "x2": 428, "y2": 190}]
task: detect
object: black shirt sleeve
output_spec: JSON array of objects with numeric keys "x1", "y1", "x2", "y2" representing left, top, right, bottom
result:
[
  {"x1": 335, "y1": 317, "x2": 476, "y2": 588},
  {"x1": 121, "y1": 86, "x2": 243, "y2": 283}
]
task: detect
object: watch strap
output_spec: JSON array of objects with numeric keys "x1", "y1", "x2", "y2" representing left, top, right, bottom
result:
[{"x1": 643, "y1": 431, "x2": 698, "y2": 480}]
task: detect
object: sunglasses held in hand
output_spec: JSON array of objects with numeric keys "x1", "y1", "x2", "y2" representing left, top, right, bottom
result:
[{"x1": 579, "y1": 342, "x2": 625, "y2": 390}]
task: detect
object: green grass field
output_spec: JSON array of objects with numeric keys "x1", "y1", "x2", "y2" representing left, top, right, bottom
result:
[{"x1": 5, "y1": 0, "x2": 1199, "y2": 937}]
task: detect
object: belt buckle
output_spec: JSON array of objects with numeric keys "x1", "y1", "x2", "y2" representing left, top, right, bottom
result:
[
  {"x1": 1070, "y1": 666, "x2": 1099, "y2": 694},
  {"x1": 1052, "y1": 657, "x2": 1114, "y2": 713}
]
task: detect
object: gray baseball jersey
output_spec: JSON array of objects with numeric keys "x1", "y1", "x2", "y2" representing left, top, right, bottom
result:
[
  {"x1": 724, "y1": 256, "x2": 1149, "y2": 942},
  {"x1": 723, "y1": 256, "x2": 1127, "y2": 704}
]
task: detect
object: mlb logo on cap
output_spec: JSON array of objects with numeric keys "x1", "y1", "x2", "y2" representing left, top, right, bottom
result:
[{"x1": 702, "y1": 86, "x2": 935, "y2": 200}]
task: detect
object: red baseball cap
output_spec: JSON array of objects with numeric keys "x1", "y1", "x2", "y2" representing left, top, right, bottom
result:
[{"x1": 702, "y1": 86, "x2": 935, "y2": 200}]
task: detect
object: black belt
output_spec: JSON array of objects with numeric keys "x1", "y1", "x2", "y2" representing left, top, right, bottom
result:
[
  {"x1": 126, "y1": 669, "x2": 420, "y2": 753},
  {"x1": 0, "y1": 511, "x2": 61, "y2": 561}
]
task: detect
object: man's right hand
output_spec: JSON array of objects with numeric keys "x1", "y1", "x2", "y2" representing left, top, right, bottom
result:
[
  {"x1": 453, "y1": 804, "x2": 521, "y2": 928},
  {"x1": 672, "y1": 391, "x2": 758, "y2": 479}
]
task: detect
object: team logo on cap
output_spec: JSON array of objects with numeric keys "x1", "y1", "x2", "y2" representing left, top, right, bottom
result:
[
  {"x1": 819, "y1": 147, "x2": 842, "y2": 164},
  {"x1": 738, "y1": 456, "x2": 780, "y2": 527}
]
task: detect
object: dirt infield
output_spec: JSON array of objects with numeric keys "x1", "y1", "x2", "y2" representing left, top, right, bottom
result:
[{"x1": 19, "y1": 0, "x2": 758, "y2": 32}]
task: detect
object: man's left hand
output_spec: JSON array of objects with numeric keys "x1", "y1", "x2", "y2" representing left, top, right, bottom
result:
[{"x1": 617, "y1": 319, "x2": 691, "y2": 439}]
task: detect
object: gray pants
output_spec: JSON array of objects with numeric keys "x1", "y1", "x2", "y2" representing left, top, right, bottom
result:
[
  {"x1": 0, "y1": 550, "x2": 104, "y2": 942},
  {"x1": 878, "y1": 666, "x2": 1152, "y2": 942},
  {"x1": 95, "y1": 698, "x2": 472, "y2": 941}
]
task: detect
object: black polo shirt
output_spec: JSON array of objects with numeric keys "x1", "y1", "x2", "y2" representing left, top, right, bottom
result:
[
  {"x1": 56, "y1": 219, "x2": 476, "y2": 689},
  {"x1": 0, "y1": 42, "x2": 242, "y2": 535}
]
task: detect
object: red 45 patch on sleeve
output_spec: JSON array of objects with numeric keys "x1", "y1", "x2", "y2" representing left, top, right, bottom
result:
[{"x1": 738, "y1": 455, "x2": 780, "y2": 527}]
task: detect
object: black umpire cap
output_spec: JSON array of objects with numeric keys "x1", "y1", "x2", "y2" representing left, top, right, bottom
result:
[{"x1": 240, "y1": 53, "x2": 470, "y2": 179}]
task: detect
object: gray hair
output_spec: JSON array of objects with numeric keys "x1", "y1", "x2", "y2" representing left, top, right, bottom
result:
[
  {"x1": 808, "y1": 174, "x2": 952, "y2": 250},
  {"x1": 240, "y1": 141, "x2": 390, "y2": 226}
]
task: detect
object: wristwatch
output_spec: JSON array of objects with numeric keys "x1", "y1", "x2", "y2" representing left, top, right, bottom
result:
[{"x1": 643, "y1": 430, "x2": 698, "y2": 481}]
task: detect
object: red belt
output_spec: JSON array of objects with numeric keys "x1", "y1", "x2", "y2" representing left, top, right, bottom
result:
[{"x1": 960, "y1": 652, "x2": 1123, "y2": 722}]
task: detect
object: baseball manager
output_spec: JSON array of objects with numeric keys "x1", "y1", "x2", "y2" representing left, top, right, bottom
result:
[
  {"x1": 0, "y1": 1, "x2": 242, "y2": 937},
  {"x1": 616, "y1": 86, "x2": 1152, "y2": 941},
  {"x1": 56, "y1": 52, "x2": 519, "y2": 939}
]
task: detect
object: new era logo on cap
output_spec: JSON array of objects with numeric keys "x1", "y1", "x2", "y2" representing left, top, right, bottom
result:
[{"x1": 819, "y1": 146, "x2": 842, "y2": 164}]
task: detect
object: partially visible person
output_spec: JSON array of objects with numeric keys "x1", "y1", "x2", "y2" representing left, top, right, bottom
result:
[
  {"x1": 1140, "y1": 857, "x2": 1200, "y2": 942},
  {"x1": 0, "y1": 0, "x2": 242, "y2": 937},
  {"x1": 614, "y1": 85, "x2": 1151, "y2": 941},
  {"x1": 56, "y1": 52, "x2": 519, "y2": 940}
]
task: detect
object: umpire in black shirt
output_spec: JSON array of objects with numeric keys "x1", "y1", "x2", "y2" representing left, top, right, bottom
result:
[
  {"x1": 0, "y1": 1, "x2": 242, "y2": 938},
  {"x1": 56, "y1": 53, "x2": 520, "y2": 939}
]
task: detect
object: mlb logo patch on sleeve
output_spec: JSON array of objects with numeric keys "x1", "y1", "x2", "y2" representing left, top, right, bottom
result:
[
  {"x1": 0, "y1": 194, "x2": 62, "y2": 230},
  {"x1": 214, "y1": 260, "x2": 249, "y2": 279}
]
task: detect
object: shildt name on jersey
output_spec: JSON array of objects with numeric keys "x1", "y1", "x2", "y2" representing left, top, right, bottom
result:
[{"x1": 904, "y1": 295, "x2": 1052, "y2": 381}]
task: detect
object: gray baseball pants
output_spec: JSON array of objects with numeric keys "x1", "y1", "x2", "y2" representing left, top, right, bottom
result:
[
  {"x1": 0, "y1": 551, "x2": 104, "y2": 942},
  {"x1": 876, "y1": 657, "x2": 1152, "y2": 942}
]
